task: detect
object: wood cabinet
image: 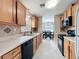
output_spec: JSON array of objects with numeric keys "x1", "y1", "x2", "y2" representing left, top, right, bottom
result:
[
  {"x1": 67, "y1": 5, "x2": 72, "y2": 17},
  {"x1": 36, "y1": 35, "x2": 42, "y2": 49},
  {"x1": 54, "y1": 16, "x2": 61, "y2": 45},
  {"x1": 0, "y1": 0, "x2": 26, "y2": 25},
  {"x1": 0, "y1": 0, "x2": 15, "y2": 23},
  {"x1": 64, "y1": 37, "x2": 76, "y2": 59},
  {"x1": 70, "y1": 42, "x2": 76, "y2": 59},
  {"x1": 32, "y1": 16, "x2": 38, "y2": 28},
  {"x1": 54, "y1": 34, "x2": 58, "y2": 46},
  {"x1": 72, "y1": 4, "x2": 77, "y2": 27},
  {"x1": 64, "y1": 38, "x2": 69, "y2": 59},
  {"x1": 64, "y1": 11, "x2": 67, "y2": 19},
  {"x1": 17, "y1": 1, "x2": 26, "y2": 26},
  {"x1": 33, "y1": 34, "x2": 42, "y2": 54},
  {"x1": 33, "y1": 37, "x2": 37, "y2": 54},
  {"x1": 3, "y1": 46, "x2": 21, "y2": 59}
]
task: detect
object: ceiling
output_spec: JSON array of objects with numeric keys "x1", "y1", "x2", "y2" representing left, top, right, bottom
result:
[{"x1": 20, "y1": 0, "x2": 76, "y2": 16}]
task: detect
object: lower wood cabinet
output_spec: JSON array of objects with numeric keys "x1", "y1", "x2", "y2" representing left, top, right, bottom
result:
[
  {"x1": 33, "y1": 34, "x2": 42, "y2": 54},
  {"x1": 36, "y1": 36, "x2": 40, "y2": 49},
  {"x1": 54, "y1": 34, "x2": 58, "y2": 46},
  {"x1": 2, "y1": 46, "x2": 21, "y2": 59},
  {"x1": 33, "y1": 37, "x2": 37, "y2": 54},
  {"x1": 64, "y1": 39, "x2": 69, "y2": 59},
  {"x1": 64, "y1": 37, "x2": 76, "y2": 59},
  {"x1": 36, "y1": 35, "x2": 42, "y2": 49},
  {"x1": 70, "y1": 42, "x2": 76, "y2": 59}
]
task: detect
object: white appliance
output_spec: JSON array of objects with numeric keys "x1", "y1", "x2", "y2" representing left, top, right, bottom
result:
[{"x1": 76, "y1": 8, "x2": 79, "y2": 59}]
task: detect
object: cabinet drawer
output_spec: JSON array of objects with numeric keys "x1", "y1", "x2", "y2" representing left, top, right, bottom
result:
[
  {"x1": 13, "y1": 53, "x2": 21, "y2": 59},
  {"x1": 11, "y1": 46, "x2": 21, "y2": 57},
  {"x1": 3, "y1": 46, "x2": 21, "y2": 59}
]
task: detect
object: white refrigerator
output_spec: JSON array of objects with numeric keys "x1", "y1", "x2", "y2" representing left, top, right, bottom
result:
[{"x1": 76, "y1": 9, "x2": 79, "y2": 59}]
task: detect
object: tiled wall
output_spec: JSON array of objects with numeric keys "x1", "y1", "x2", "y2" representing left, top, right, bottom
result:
[{"x1": 0, "y1": 25, "x2": 21, "y2": 37}]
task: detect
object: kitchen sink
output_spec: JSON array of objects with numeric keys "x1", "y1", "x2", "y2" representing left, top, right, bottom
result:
[{"x1": 24, "y1": 32, "x2": 34, "y2": 36}]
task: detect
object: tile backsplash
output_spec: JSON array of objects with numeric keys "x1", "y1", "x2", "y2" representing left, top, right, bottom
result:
[{"x1": 0, "y1": 25, "x2": 21, "y2": 37}]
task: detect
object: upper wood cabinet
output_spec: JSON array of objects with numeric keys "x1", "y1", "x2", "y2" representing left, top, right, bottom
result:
[
  {"x1": 64, "y1": 11, "x2": 67, "y2": 19},
  {"x1": 17, "y1": 1, "x2": 26, "y2": 26},
  {"x1": 0, "y1": 0, "x2": 16, "y2": 23},
  {"x1": 32, "y1": 16, "x2": 38, "y2": 28},
  {"x1": 71, "y1": 4, "x2": 77, "y2": 27},
  {"x1": 67, "y1": 5, "x2": 72, "y2": 17},
  {"x1": 0, "y1": 0, "x2": 26, "y2": 25}
]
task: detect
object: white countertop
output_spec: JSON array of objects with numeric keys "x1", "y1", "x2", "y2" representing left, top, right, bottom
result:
[
  {"x1": 0, "y1": 33, "x2": 40, "y2": 56},
  {"x1": 64, "y1": 36, "x2": 76, "y2": 43}
]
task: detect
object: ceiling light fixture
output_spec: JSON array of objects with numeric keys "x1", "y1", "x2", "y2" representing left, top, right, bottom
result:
[{"x1": 45, "y1": 0, "x2": 58, "y2": 9}]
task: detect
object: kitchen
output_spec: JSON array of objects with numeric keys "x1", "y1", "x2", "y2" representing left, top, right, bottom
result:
[{"x1": 0, "y1": 0, "x2": 79, "y2": 59}]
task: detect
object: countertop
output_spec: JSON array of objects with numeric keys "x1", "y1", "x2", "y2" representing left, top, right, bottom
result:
[
  {"x1": 64, "y1": 36, "x2": 76, "y2": 43},
  {"x1": 0, "y1": 33, "x2": 40, "y2": 56}
]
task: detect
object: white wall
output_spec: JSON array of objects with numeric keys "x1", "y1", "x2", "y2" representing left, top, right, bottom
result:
[{"x1": 42, "y1": 13, "x2": 54, "y2": 32}]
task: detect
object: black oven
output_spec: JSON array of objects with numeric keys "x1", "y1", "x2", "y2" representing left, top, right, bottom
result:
[{"x1": 58, "y1": 35, "x2": 64, "y2": 56}]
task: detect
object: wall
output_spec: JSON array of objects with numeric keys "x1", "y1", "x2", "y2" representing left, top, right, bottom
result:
[
  {"x1": 0, "y1": 25, "x2": 21, "y2": 37},
  {"x1": 42, "y1": 13, "x2": 54, "y2": 32}
]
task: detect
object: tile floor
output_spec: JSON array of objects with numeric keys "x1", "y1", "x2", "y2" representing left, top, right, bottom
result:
[{"x1": 32, "y1": 38, "x2": 65, "y2": 59}]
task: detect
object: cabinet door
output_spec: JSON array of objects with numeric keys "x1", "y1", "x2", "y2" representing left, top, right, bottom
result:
[
  {"x1": 13, "y1": 53, "x2": 21, "y2": 59},
  {"x1": 64, "y1": 11, "x2": 67, "y2": 19},
  {"x1": 13, "y1": 0, "x2": 17, "y2": 24},
  {"x1": 39, "y1": 35, "x2": 42, "y2": 45},
  {"x1": 3, "y1": 52, "x2": 13, "y2": 59},
  {"x1": 17, "y1": 1, "x2": 26, "y2": 26},
  {"x1": 72, "y1": 4, "x2": 77, "y2": 27},
  {"x1": 32, "y1": 16, "x2": 38, "y2": 28},
  {"x1": 3, "y1": 46, "x2": 21, "y2": 59},
  {"x1": 32, "y1": 16, "x2": 36, "y2": 28},
  {"x1": 54, "y1": 34, "x2": 58, "y2": 46},
  {"x1": 70, "y1": 42, "x2": 76, "y2": 59},
  {"x1": 0, "y1": 0, "x2": 14, "y2": 23},
  {"x1": 33, "y1": 37, "x2": 37, "y2": 54},
  {"x1": 67, "y1": 6, "x2": 72, "y2": 17},
  {"x1": 64, "y1": 39, "x2": 69, "y2": 59},
  {"x1": 36, "y1": 36, "x2": 40, "y2": 49}
]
